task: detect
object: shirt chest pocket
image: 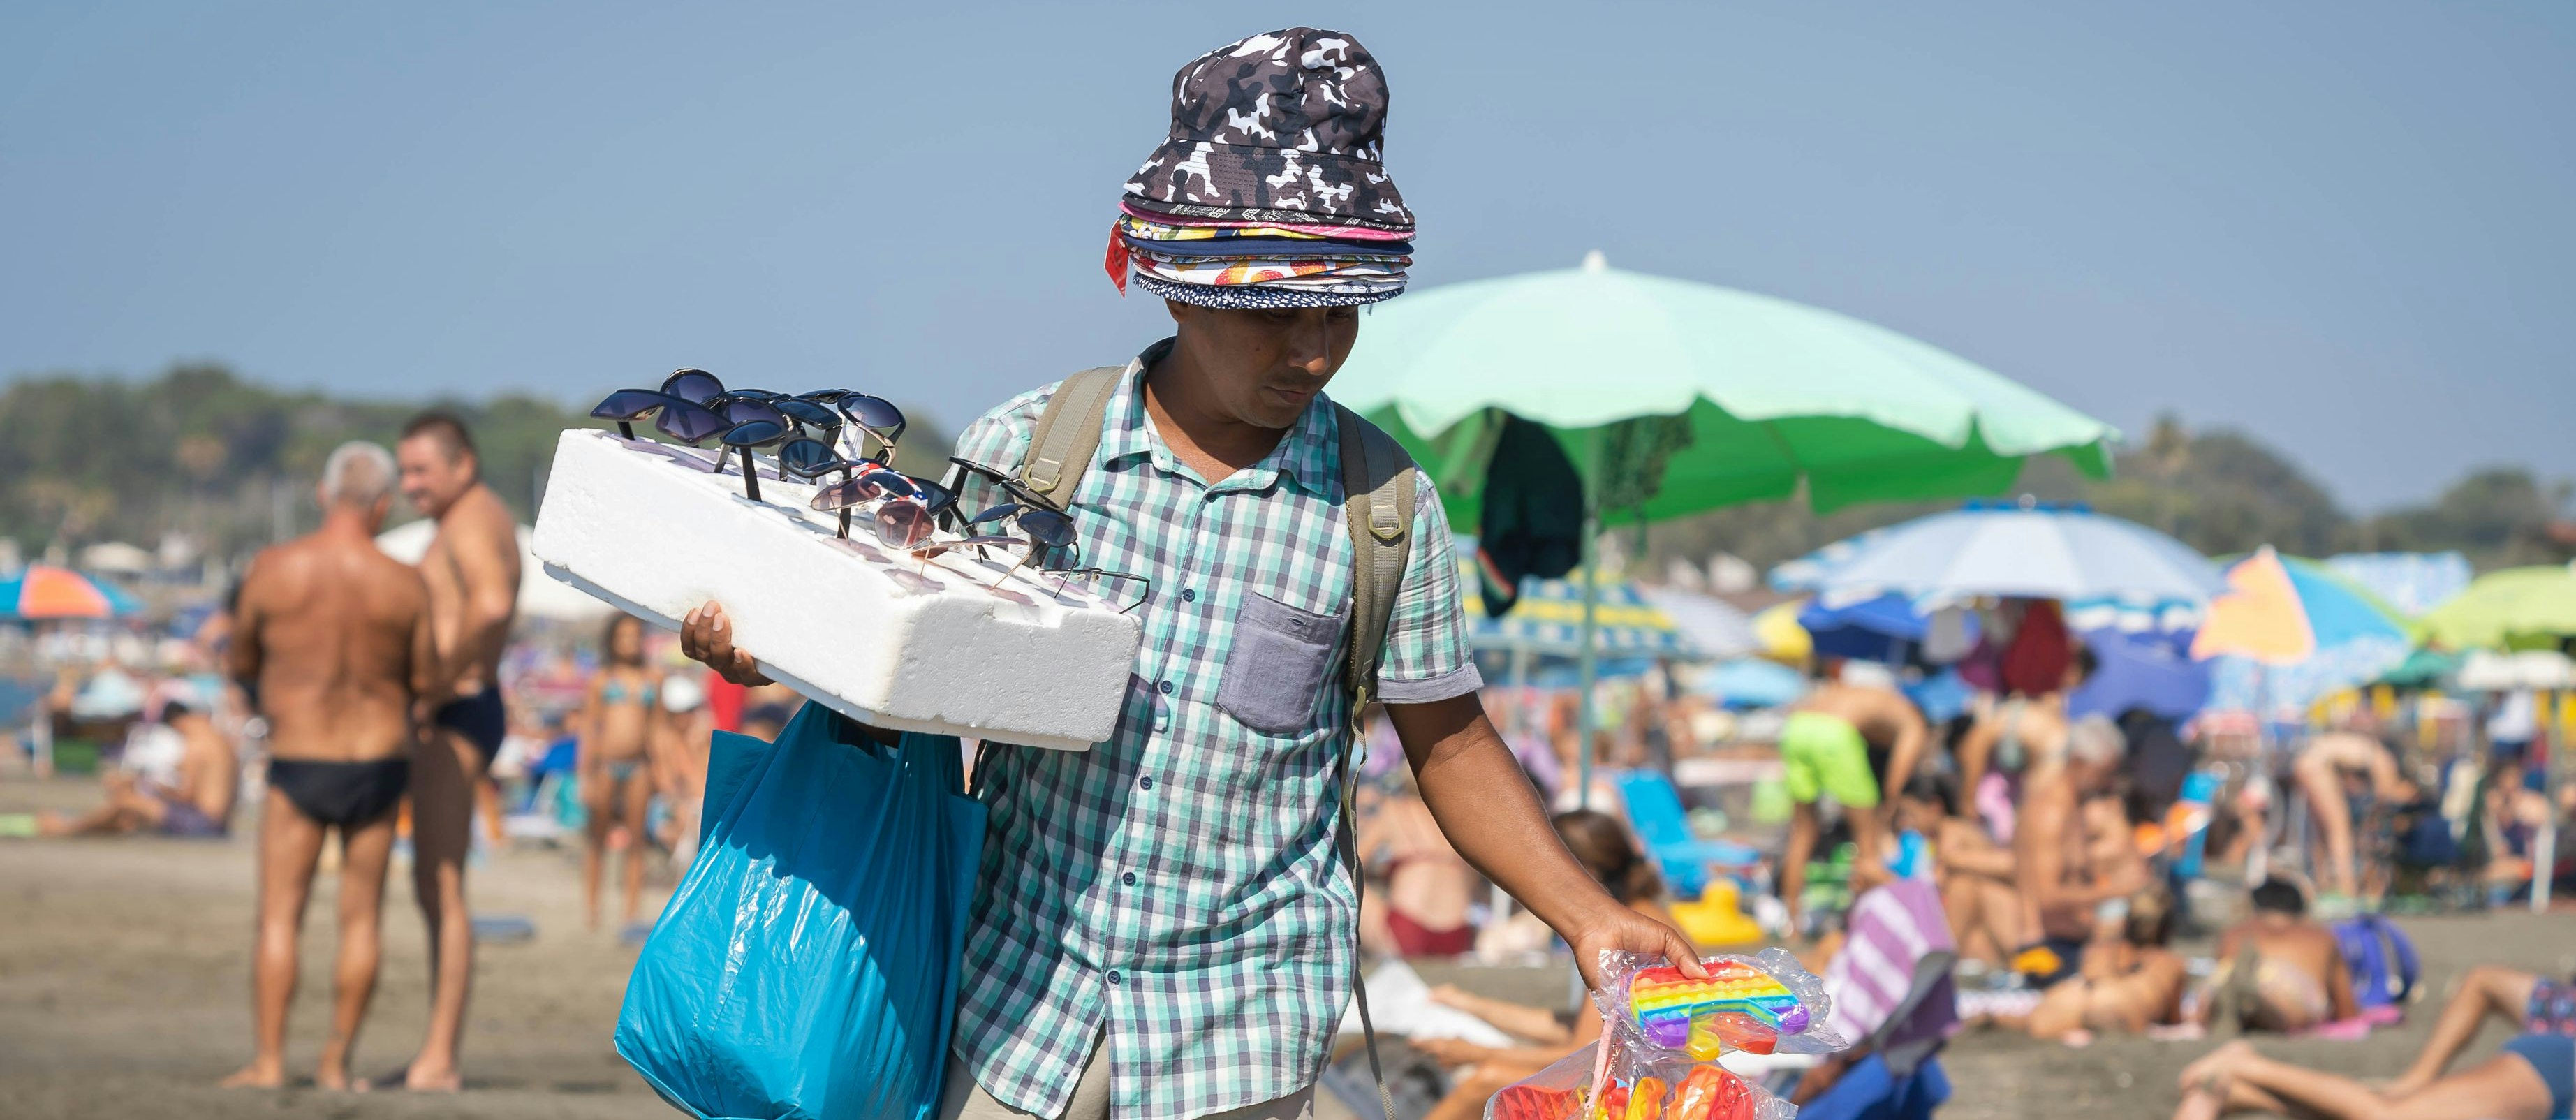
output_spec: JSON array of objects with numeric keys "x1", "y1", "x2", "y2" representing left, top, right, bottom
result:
[{"x1": 1216, "y1": 591, "x2": 1346, "y2": 735}]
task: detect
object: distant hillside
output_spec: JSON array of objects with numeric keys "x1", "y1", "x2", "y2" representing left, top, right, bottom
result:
[
  {"x1": 6, "y1": 369, "x2": 2563, "y2": 577},
  {"x1": 1644, "y1": 414, "x2": 2571, "y2": 575},
  {"x1": 0, "y1": 364, "x2": 951, "y2": 563}
]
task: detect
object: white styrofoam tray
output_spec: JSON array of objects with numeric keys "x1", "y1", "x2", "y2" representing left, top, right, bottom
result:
[{"x1": 531, "y1": 428, "x2": 1142, "y2": 751}]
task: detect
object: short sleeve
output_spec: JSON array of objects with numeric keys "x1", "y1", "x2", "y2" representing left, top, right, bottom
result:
[
  {"x1": 946, "y1": 386, "x2": 1051, "y2": 513},
  {"x1": 1374, "y1": 468, "x2": 1483, "y2": 705}
]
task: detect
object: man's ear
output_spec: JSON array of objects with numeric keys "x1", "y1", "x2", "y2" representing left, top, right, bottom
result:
[{"x1": 1163, "y1": 298, "x2": 1194, "y2": 326}]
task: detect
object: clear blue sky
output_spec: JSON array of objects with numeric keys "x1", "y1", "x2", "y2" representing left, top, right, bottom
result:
[{"x1": 6, "y1": 2, "x2": 2570, "y2": 510}]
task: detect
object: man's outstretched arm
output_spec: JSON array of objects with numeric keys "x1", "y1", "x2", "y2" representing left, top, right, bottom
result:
[{"x1": 1387, "y1": 693, "x2": 1703, "y2": 989}]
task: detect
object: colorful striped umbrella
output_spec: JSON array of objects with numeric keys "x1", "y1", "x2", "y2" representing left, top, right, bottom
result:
[
  {"x1": 2193, "y1": 548, "x2": 2413, "y2": 716},
  {"x1": 1461, "y1": 560, "x2": 1698, "y2": 661},
  {"x1": 0, "y1": 565, "x2": 143, "y2": 619},
  {"x1": 1770, "y1": 500, "x2": 2225, "y2": 615}
]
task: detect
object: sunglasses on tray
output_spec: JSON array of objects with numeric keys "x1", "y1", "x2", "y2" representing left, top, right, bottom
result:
[
  {"x1": 589, "y1": 388, "x2": 728, "y2": 444},
  {"x1": 800, "y1": 391, "x2": 907, "y2": 461},
  {"x1": 809, "y1": 463, "x2": 956, "y2": 547}
]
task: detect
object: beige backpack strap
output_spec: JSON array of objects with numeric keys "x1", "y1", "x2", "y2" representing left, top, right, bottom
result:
[
  {"x1": 1334, "y1": 402, "x2": 1417, "y2": 709},
  {"x1": 1329, "y1": 401, "x2": 1416, "y2": 1120},
  {"x1": 1013, "y1": 364, "x2": 1124, "y2": 511}
]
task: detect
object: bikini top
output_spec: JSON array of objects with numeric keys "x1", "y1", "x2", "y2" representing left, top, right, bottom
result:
[
  {"x1": 602, "y1": 675, "x2": 658, "y2": 708},
  {"x1": 1996, "y1": 698, "x2": 2029, "y2": 774}
]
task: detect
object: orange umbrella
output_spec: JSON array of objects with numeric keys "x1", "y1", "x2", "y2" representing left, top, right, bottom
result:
[
  {"x1": 0, "y1": 564, "x2": 143, "y2": 619},
  {"x1": 2191, "y1": 547, "x2": 2313, "y2": 664}
]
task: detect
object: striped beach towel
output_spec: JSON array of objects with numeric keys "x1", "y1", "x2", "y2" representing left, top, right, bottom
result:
[{"x1": 1823, "y1": 880, "x2": 1962, "y2": 1047}]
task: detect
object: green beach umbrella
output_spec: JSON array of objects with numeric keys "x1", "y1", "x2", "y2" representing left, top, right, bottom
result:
[
  {"x1": 2419, "y1": 564, "x2": 2576, "y2": 651},
  {"x1": 1334, "y1": 253, "x2": 2120, "y2": 524},
  {"x1": 1330, "y1": 253, "x2": 2121, "y2": 802}
]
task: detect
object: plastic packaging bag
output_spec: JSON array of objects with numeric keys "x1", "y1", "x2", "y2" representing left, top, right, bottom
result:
[
  {"x1": 1484, "y1": 1043, "x2": 1795, "y2": 1120},
  {"x1": 1603, "y1": 947, "x2": 1848, "y2": 1060},
  {"x1": 615, "y1": 702, "x2": 987, "y2": 1120},
  {"x1": 1484, "y1": 948, "x2": 1844, "y2": 1120}
]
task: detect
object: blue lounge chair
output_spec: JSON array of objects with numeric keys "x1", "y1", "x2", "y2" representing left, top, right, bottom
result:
[
  {"x1": 1791, "y1": 949, "x2": 1958, "y2": 1120},
  {"x1": 1612, "y1": 769, "x2": 1765, "y2": 899}
]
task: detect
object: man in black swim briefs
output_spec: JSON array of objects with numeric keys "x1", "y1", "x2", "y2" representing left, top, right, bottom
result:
[
  {"x1": 223, "y1": 441, "x2": 440, "y2": 1091},
  {"x1": 392, "y1": 411, "x2": 522, "y2": 1092}
]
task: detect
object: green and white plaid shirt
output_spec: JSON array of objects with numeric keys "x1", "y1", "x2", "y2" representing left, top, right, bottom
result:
[{"x1": 948, "y1": 338, "x2": 1481, "y2": 1119}]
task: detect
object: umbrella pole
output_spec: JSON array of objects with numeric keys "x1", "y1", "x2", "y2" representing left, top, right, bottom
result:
[{"x1": 1576, "y1": 434, "x2": 1603, "y2": 810}]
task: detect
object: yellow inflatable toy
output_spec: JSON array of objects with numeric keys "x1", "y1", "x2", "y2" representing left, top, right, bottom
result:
[{"x1": 1669, "y1": 880, "x2": 1765, "y2": 948}]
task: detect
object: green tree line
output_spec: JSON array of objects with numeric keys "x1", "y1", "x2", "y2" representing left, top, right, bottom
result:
[
  {"x1": 5, "y1": 368, "x2": 2562, "y2": 576},
  {"x1": 1645, "y1": 415, "x2": 2574, "y2": 577},
  {"x1": 0, "y1": 364, "x2": 949, "y2": 562}
]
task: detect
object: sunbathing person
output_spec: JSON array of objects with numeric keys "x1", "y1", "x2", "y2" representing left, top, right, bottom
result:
[
  {"x1": 1890, "y1": 773, "x2": 2023, "y2": 966},
  {"x1": 1356, "y1": 760, "x2": 1481, "y2": 959},
  {"x1": 2021, "y1": 881, "x2": 2189, "y2": 1042},
  {"x1": 1779, "y1": 668, "x2": 1931, "y2": 931},
  {"x1": 1955, "y1": 646, "x2": 2097, "y2": 841},
  {"x1": 2193, "y1": 878, "x2": 2356, "y2": 1036},
  {"x1": 2172, "y1": 1033, "x2": 2572, "y2": 1120},
  {"x1": 578, "y1": 614, "x2": 663, "y2": 935},
  {"x1": 2290, "y1": 719, "x2": 2416, "y2": 905},
  {"x1": 2385, "y1": 965, "x2": 2576, "y2": 1097},
  {"x1": 222, "y1": 441, "x2": 438, "y2": 1091},
  {"x1": 1411, "y1": 810, "x2": 1680, "y2": 1120},
  {"x1": 36, "y1": 684, "x2": 235, "y2": 839},
  {"x1": 2009, "y1": 716, "x2": 2143, "y2": 982},
  {"x1": 649, "y1": 672, "x2": 712, "y2": 870}
]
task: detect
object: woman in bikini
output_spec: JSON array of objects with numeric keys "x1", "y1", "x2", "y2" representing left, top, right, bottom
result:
[
  {"x1": 578, "y1": 614, "x2": 663, "y2": 934},
  {"x1": 1355, "y1": 760, "x2": 1482, "y2": 958}
]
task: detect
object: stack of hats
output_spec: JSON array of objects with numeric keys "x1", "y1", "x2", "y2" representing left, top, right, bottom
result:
[{"x1": 1109, "y1": 28, "x2": 1415, "y2": 309}]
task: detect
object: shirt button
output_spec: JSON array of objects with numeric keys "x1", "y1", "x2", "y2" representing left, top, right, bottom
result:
[
  {"x1": 1158, "y1": 680, "x2": 1174, "y2": 695},
  {"x1": 1181, "y1": 588, "x2": 1196, "y2": 602},
  {"x1": 1107, "y1": 970, "x2": 1123, "y2": 985},
  {"x1": 1122, "y1": 871, "x2": 1138, "y2": 886},
  {"x1": 1138, "y1": 776, "x2": 1154, "y2": 790}
]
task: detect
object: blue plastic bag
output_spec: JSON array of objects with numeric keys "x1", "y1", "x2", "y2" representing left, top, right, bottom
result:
[{"x1": 617, "y1": 702, "x2": 986, "y2": 1120}]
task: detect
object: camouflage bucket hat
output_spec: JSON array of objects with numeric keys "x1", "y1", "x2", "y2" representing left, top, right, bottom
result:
[{"x1": 1125, "y1": 28, "x2": 1412, "y2": 228}]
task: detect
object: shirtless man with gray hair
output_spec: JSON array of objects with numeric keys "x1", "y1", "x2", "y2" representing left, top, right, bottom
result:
[
  {"x1": 2010, "y1": 714, "x2": 2144, "y2": 982},
  {"x1": 222, "y1": 440, "x2": 439, "y2": 1090}
]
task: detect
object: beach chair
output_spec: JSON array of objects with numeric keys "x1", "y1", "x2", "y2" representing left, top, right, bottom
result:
[
  {"x1": 1790, "y1": 949, "x2": 1959, "y2": 1120},
  {"x1": 2169, "y1": 767, "x2": 2222, "y2": 881},
  {"x1": 1612, "y1": 769, "x2": 1765, "y2": 899}
]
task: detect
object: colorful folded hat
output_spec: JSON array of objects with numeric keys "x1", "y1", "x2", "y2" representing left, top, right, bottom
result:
[
  {"x1": 1125, "y1": 27, "x2": 1411, "y2": 226},
  {"x1": 1111, "y1": 27, "x2": 1415, "y2": 309}
]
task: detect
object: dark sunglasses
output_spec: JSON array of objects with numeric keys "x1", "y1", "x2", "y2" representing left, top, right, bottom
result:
[
  {"x1": 937, "y1": 503, "x2": 1077, "y2": 586},
  {"x1": 797, "y1": 391, "x2": 906, "y2": 459},
  {"x1": 961, "y1": 503, "x2": 1075, "y2": 550},
  {"x1": 591, "y1": 388, "x2": 728, "y2": 443},
  {"x1": 712, "y1": 397, "x2": 792, "y2": 502},
  {"x1": 942, "y1": 457, "x2": 1061, "y2": 529},
  {"x1": 774, "y1": 436, "x2": 849, "y2": 480},
  {"x1": 661, "y1": 368, "x2": 725, "y2": 406},
  {"x1": 774, "y1": 398, "x2": 842, "y2": 434}
]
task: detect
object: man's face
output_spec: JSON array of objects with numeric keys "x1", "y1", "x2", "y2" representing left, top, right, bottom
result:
[
  {"x1": 397, "y1": 435, "x2": 476, "y2": 517},
  {"x1": 1167, "y1": 302, "x2": 1361, "y2": 429}
]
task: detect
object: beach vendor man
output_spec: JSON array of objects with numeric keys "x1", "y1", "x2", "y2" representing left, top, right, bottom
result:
[{"x1": 679, "y1": 27, "x2": 1702, "y2": 1120}]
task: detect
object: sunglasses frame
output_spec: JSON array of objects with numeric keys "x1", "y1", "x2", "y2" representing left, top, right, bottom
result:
[
  {"x1": 712, "y1": 397, "x2": 792, "y2": 503},
  {"x1": 590, "y1": 388, "x2": 728, "y2": 445},
  {"x1": 661, "y1": 368, "x2": 725, "y2": 406},
  {"x1": 1048, "y1": 566, "x2": 1155, "y2": 614}
]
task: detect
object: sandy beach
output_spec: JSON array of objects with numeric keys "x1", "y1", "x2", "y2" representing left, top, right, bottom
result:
[{"x1": 5, "y1": 774, "x2": 2570, "y2": 1120}]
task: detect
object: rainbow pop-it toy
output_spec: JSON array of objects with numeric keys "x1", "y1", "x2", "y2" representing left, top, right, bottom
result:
[{"x1": 1627, "y1": 959, "x2": 1810, "y2": 1059}]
